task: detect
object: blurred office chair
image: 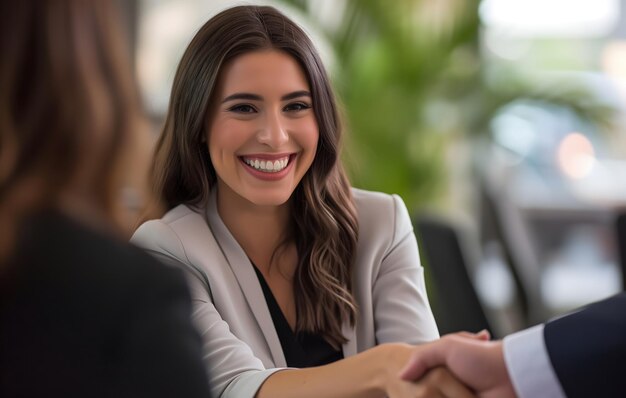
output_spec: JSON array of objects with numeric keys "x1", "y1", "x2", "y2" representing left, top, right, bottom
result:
[
  {"x1": 479, "y1": 181, "x2": 533, "y2": 325},
  {"x1": 414, "y1": 215, "x2": 494, "y2": 337},
  {"x1": 614, "y1": 212, "x2": 626, "y2": 291}
]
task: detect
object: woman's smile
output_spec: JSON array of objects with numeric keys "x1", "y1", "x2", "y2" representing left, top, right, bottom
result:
[{"x1": 239, "y1": 153, "x2": 297, "y2": 180}]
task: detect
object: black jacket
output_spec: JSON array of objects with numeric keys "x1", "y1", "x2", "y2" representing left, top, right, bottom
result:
[
  {"x1": 544, "y1": 292, "x2": 626, "y2": 398},
  {"x1": 0, "y1": 211, "x2": 211, "y2": 398}
]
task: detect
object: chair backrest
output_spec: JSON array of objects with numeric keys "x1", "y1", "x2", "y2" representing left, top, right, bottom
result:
[
  {"x1": 415, "y1": 215, "x2": 494, "y2": 336},
  {"x1": 479, "y1": 182, "x2": 532, "y2": 325},
  {"x1": 614, "y1": 213, "x2": 626, "y2": 290}
]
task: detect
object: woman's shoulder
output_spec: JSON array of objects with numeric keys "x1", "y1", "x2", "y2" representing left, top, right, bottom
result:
[
  {"x1": 133, "y1": 204, "x2": 203, "y2": 246},
  {"x1": 351, "y1": 188, "x2": 410, "y2": 218},
  {"x1": 131, "y1": 203, "x2": 215, "y2": 266},
  {"x1": 158, "y1": 203, "x2": 204, "y2": 225},
  {"x1": 351, "y1": 187, "x2": 399, "y2": 206},
  {"x1": 350, "y1": 188, "x2": 413, "y2": 243}
]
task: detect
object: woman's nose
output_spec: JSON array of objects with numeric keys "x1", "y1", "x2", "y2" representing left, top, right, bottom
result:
[{"x1": 257, "y1": 110, "x2": 289, "y2": 148}]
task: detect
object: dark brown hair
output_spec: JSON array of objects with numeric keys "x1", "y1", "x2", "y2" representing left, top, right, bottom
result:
[
  {"x1": 0, "y1": 1, "x2": 147, "y2": 263},
  {"x1": 152, "y1": 5, "x2": 358, "y2": 348}
]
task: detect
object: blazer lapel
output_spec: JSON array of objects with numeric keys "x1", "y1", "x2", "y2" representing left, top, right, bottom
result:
[{"x1": 205, "y1": 191, "x2": 287, "y2": 367}]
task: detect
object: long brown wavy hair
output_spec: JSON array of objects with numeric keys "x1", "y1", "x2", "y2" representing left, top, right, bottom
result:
[
  {"x1": 0, "y1": 1, "x2": 147, "y2": 266},
  {"x1": 152, "y1": 5, "x2": 359, "y2": 348}
]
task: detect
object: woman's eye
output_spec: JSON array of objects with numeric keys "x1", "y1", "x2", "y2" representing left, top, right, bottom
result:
[
  {"x1": 229, "y1": 104, "x2": 256, "y2": 113},
  {"x1": 284, "y1": 102, "x2": 311, "y2": 112}
]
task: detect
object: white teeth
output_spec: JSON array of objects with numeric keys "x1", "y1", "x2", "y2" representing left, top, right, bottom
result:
[{"x1": 243, "y1": 156, "x2": 290, "y2": 173}]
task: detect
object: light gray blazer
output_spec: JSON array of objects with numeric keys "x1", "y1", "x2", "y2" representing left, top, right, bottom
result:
[{"x1": 131, "y1": 188, "x2": 439, "y2": 398}]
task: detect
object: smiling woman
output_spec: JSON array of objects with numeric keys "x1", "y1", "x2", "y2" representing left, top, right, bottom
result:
[{"x1": 131, "y1": 5, "x2": 469, "y2": 398}]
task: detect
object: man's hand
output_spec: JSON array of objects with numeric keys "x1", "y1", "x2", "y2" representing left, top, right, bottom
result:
[{"x1": 399, "y1": 332, "x2": 517, "y2": 398}]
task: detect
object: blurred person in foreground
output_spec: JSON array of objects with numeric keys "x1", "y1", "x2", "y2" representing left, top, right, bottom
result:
[
  {"x1": 0, "y1": 1, "x2": 211, "y2": 397},
  {"x1": 400, "y1": 293, "x2": 626, "y2": 398}
]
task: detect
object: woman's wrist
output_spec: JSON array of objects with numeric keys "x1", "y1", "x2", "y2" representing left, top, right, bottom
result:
[{"x1": 371, "y1": 343, "x2": 415, "y2": 395}]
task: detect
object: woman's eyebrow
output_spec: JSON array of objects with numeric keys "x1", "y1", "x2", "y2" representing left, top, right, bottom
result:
[
  {"x1": 281, "y1": 90, "x2": 311, "y2": 101},
  {"x1": 222, "y1": 93, "x2": 262, "y2": 103},
  {"x1": 222, "y1": 90, "x2": 311, "y2": 103}
]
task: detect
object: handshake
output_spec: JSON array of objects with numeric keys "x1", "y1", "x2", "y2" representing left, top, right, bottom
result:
[
  {"x1": 400, "y1": 291, "x2": 626, "y2": 398},
  {"x1": 399, "y1": 330, "x2": 517, "y2": 398}
]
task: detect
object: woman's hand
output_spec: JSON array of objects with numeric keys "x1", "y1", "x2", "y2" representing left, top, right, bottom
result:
[
  {"x1": 257, "y1": 342, "x2": 478, "y2": 398},
  {"x1": 387, "y1": 366, "x2": 477, "y2": 398}
]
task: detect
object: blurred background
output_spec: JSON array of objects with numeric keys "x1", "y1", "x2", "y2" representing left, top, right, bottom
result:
[{"x1": 121, "y1": 0, "x2": 626, "y2": 337}]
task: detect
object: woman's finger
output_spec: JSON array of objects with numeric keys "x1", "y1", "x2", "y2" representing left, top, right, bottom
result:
[
  {"x1": 419, "y1": 366, "x2": 477, "y2": 398},
  {"x1": 453, "y1": 329, "x2": 491, "y2": 341}
]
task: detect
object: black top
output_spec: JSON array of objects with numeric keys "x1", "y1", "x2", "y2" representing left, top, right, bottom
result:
[
  {"x1": 0, "y1": 211, "x2": 211, "y2": 398},
  {"x1": 252, "y1": 265, "x2": 343, "y2": 368}
]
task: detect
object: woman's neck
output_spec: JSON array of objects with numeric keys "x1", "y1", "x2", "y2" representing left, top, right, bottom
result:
[{"x1": 216, "y1": 185, "x2": 292, "y2": 273}]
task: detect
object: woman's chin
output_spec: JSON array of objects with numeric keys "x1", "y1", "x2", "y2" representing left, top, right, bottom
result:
[{"x1": 246, "y1": 193, "x2": 293, "y2": 207}]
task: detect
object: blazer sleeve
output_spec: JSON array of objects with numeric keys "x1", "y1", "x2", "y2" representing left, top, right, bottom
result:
[
  {"x1": 371, "y1": 194, "x2": 440, "y2": 344},
  {"x1": 543, "y1": 292, "x2": 626, "y2": 398},
  {"x1": 132, "y1": 221, "x2": 281, "y2": 398}
]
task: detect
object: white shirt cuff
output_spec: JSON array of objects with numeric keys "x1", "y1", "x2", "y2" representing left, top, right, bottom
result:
[{"x1": 503, "y1": 324, "x2": 566, "y2": 398}]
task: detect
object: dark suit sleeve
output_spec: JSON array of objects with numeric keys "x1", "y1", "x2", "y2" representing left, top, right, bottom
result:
[
  {"x1": 544, "y1": 293, "x2": 626, "y2": 398},
  {"x1": 112, "y1": 261, "x2": 212, "y2": 398}
]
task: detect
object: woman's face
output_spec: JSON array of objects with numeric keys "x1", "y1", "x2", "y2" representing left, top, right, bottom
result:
[{"x1": 207, "y1": 49, "x2": 319, "y2": 207}]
